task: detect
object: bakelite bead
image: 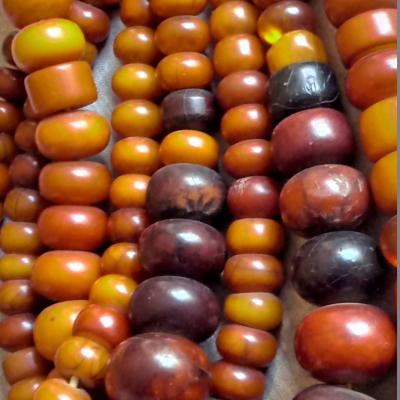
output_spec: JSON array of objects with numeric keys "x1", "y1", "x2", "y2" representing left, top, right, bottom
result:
[
  {"x1": 14, "y1": 120, "x2": 38, "y2": 153},
  {"x1": 83, "y1": 0, "x2": 119, "y2": 7},
  {"x1": 258, "y1": 1, "x2": 316, "y2": 45},
  {"x1": 227, "y1": 176, "x2": 280, "y2": 219},
  {"x1": 294, "y1": 384, "x2": 376, "y2": 400},
  {"x1": 156, "y1": 52, "x2": 213, "y2": 91},
  {"x1": 295, "y1": 304, "x2": 397, "y2": 383},
  {"x1": 23, "y1": 98, "x2": 39, "y2": 120},
  {"x1": 216, "y1": 70, "x2": 269, "y2": 110},
  {"x1": 39, "y1": 162, "x2": 112, "y2": 205},
  {"x1": 130, "y1": 276, "x2": 220, "y2": 341},
  {"x1": 106, "y1": 333, "x2": 210, "y2": 400},
  {"x1": 110, "y1": 174, "x2": 150, "y2": 209},
  {"x1": 370, "y1": 151, "x2": 397, "y2": 215},
  {"x1": 31, "y1": 251, "x2": 101, "y2": 301},
  {"x1": 211, "y1": 360, "x2": 266, "y2": 400},
  {"x1": 114, "y1": 26, "x2": 160, "y2": 65},
  {"x1": 360, "y1": 96, "x2": 397, "y2": 161},
  {"x1": 67, "y1": 1, "x2": 110, "y2": 43},
  {"x1": 139, "y1": 219, "x2": 225, "y2": 280},
  {"x1": 8, "y1": 376, "x2": 45, "y2": 400},
  {"x1": 120, "y1": 0, "x2": 155, "y2": 27},
  {"x1": 0, "y1": 279, "x2": 36, "y2": 315},
  {"x1": 224, "y1": 292, "x2": 283, "y2": 330},
  {"x1": 271, "y1": 108, "x2": 355, "y2": 176},
  {"x1": 0, "y1": 163, "x2": 11, "y2": 199},
  {"x1": 111, "y1": 137, "x2": 161, "y2": 175},
  {"x1": 0, "y1": 132, "x2": 17, "y2": 163},
  {"x1": 0, "y1": 313, "x2": 34, "y2": 351},
  {"x1": 160, "y1": 130, "x2": 219, "y2": 168},
  {"x1": 112, "y1": 63, "x2": 161, "y2": 101},
  {"x1": 217, "y1": 324, "x2": 277, "y2": 368},
  {"x1": 224, "y1": 254, "x2": 284, "y2": 293},
  {"x1": 336, "y1": 9, "x2": 397, "y2": 67},
  {"x1": 150, "y1": 0, "x2": 207, "y2": 18},
  {"x1": 253, "y1": 0, "x2": 283, "y2": 8},
  {"x1": 223, "y1": 139, "x2": 274, "y2": 178},
  {"x1": 161, "y1": 89, "x2": 216, "y2": 132},
  {"x1": 0, "y1": 222, "x2": 42, "y2": 254},
  {"x1": 293, "y1": 231, "x2": 385, "y2": 305},
  {"x1": 0, "y1": 254, "x2": 35, "y2": 281},
  {"x1": 155, "y1": 16, "x2": 211, "y2": 54},
  {"x1": 210, "y1": 1, "x2": 259, "y2": 40},
  {"x1": 280, "y1": 165, "x2": 370, "y2": 236},
  {"x1": 34, "y1": 300, "x2": 88, "y2": 361},
  {"x1": 380, "y1": 215, "x2": 397, "y2": 267},
  {"x1": 0, "y1": 99, "x2": 23, "y2": 133},
  {"x1": 0, "y1": 67, "x2": 26, "y2": 103},
  {"x1": 38, "y1": 206, "x2": 108, "y2": 251},
  {"x1": 36, "y1": 111, "x2": 110, "y2": 161},
  {"x1": 33, "y1": 379, "x2": 91, "y2": 400},
  {"x1": 346, "y1": 49, "x2": 397, "y2": 110},
  {"x1": 2, "y1": 32, "x2": 16, "y2": 67},
  {"x1": 81, "y1": 41, "x2": 98, "y2": 66},
  {"x1": 11, "y1": 19, "x2": 86, "y2": 73},
  {"x1": 213, "y1": 34, "x2": 264, "y2": 77},
  {"x1": 9, "y1": 153, "x2": 44, "y2": 188}
]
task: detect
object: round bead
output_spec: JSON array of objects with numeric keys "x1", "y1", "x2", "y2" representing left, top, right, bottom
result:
[
  {"x1": 14, "y1": 120, "x2": 38, "y2": 153},
  {"x1": 0, "y1": 132, "x2": 17, "y2": 163},
  {"x1": 0, "y1": 99, "x2": 23, "y2": 133},
  {"x1": 0, "y1": 163, "x2": 10, "y2": 199},
  {"x1": 8, "y1": 376, "x2": 46, "y2": 400},
  {"x1": 82, "y1": 42, "x2": 99, "y2": 68},
  {"x1": 9, "y1": 153, "x2": 44, "y2": 188},
  {"x1": 294, "y1": 384, "x2": 376, "y2": 400},
  {"x1": 0, "y1": 313, "x2": 34, "y2": 351},
  {"x1": 110, "y1": 174, "x2": 150, "y2": 209},
  {"x1": 150, "y1": 0, "x2": 207, "y2": 18},
  {"x1": 120, "y1": 0, "x2": 155, "y2": 26},
  {"x1": 0, "y1": 254, "x2": 35, "y2": 281},
  {"x1": 0, "y1": 67, "x2": 26, "y2": 103},
  {"x1": 0, "y1": 221, "x2": 42, "y2": 254},
  {"x1": 380, "y1": 215, "x2": 397, "y2": 267},
  {"x1": 253, "y1": 0, "x2": 282, "y2": 8},
  {"x1": 0, "y1": 279, "x2": 36, "y2": 315},
  {"x1": 33, "y1": 379, "x2": 91, "y2": 400}
]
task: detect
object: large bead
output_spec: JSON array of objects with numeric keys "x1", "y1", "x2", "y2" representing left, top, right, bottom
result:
[{"x1": 294, "y1": 384, "x2": 376, "y2": 400}]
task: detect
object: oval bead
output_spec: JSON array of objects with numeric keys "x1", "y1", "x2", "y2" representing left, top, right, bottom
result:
[
  {"x1": 0, "y1": 99, "x2": 23, "y2": 133},
  {"x1": 0, "y1": 67, "x2": 25, "y2": 103},
  {"x1": 8, "y1": 376, "x2": 45, "y2": 400},
  {"x1": 9, "y1": 153, "x2": 44, "y2": 189},
  {"x1": 0, "y1": 313, "x2": 34, "y2": 352},
  {"x1": 295, "y1": 384, "x2": 376, "y2": 400},
  {"x1": 4, "y1": 188, "x2": 45, "y2": 222},
  {"x1": 0, "y1": 132, "x2": 17, "y2": 163},
  {"x1": 0, "y1": 254, "x2": 35, "y2": 281},
  {"x1": 121, "y1": 0, "x2": 155, "y2": 26},
  {"x1": 150, "y1": 0, "x2": 207, "y2": 18},
  {"x1": 15, "y1": 120, "x2": 38, "y2": 153},
  {"x1": 0, "y1": 279, "x2": 36, "y2": 315},
  {"x1": 380, "y1": 215, "x2": 397, "y2": 267},
  {"x1": 110, "y1": 174, "x2": 150, "y2": 209},
  {"x1": 0, "y1": 222, "x2": 42, "y2": 254}
]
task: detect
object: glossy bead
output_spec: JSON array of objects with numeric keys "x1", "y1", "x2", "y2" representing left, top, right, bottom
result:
[
  {"x1": 295, "y1": 303, "x2": 397, "y2": 383},
  {"x1": 280, "y1": 165, "x2": 370, "y2": 236},
  {"x1": 0, "y1": 99, "x2": 23, "y2": 132},
  {"x1": 81, "y1": 41, "x2": 98, "y2": 66},
  {"x1": 294, "y1": 384, "x2": 376, "y2": 400},
  {"x1": 223, "y1": 139, "x2": 274, "y2": 178},
  {"x1": 360, "y1": 96, "x2": 397, "y2": 161},
  {"x1": 111, "y1": 137, "x2": 161, "y2": 174},
  {"x1": 150, "y1": 0, "x2": 207, "y2": 18},
  {"x1": 258, "y1": 1, "x2": 316, "y2": 45},
  {"x1": 214, "y1": 34, "x2": 264, "y2": 77},
  {"x1": 380, "y1": 215, "x2": 397, "y2": 267},
  {"x1": 139, "y1": 219, "x2": 226, "y2": 280},
  {"x1": 155, "y1": 16, "x2": 211, "y2": 55},
  {"x1": 293, "y1": 231, "x2": 385, "y2": 305},
  {"x1": 31, "y1": 251, "x2": 101, "y2": 301},
  {"x1": 130, "y1": 276, "x2": 220, "y2": 341},
  {"x1": 217, "y1": 324, "x2": 277, "y2": 368},
  {"x1": 0, "y1": 163, "x2": 10, "y2": 199},
  {"x1": 370, "y1": 151, "x2": 397, "y2": 215},
  {"x1": 23, "y1": 98, "x2": 39, "y2": 120},
  {"x1": 161, "y1": 89, "x2": 216, "y2": 132},
  {"x1": 38, "y1": 206, "x2": 108, "y2": 251},
  {"x1": 217, "y1": 70, "x2": 268, "y2": 110},
  {"x1": 227, "y1": 176, "x2": 280, "y2": 219},
  {"x1": 0, "y1": 254, "x2": 35, "y2": 281},
  {"x1": 211, "y1": 360, "x2": 265, "y2": 400},
  {"x1": 2, "y1": 31, "x2": 16, "y2": 66},
  {"x1": 25, "y1": 61, "x2": 97, "y2": 117},
  {"x1": 34, "y1": 300, "x2": 88, "y2": 361},
  {"x1": 112, "y1": 63, "x2": 161, "y2": 101},
  {"x1": 8, "y1": 376, "x2": 45, "y2": 400},
  {"x1": 253, "y1": 0, "x2": 282, "y2": 8},
  {"x1": 271, "y1": 108, "x2": 355, "y2": 176},
  {"x1": 9, "y1": 153, "x2": 44, "y2": 188},
  {"x1": 0, "y1": 222, "x2": 42, "y2": 254},
  {"x1": 0, "y1": 279, "x2": 36, "y2": 315},
  {"x1": 0, "y1": 132, "x2": 17, "y2": 163},
  {"x1": 110, "y1": 174, "x2": 150, "y2": 209},
  {"x1": 39, "y1": 162, "x2": 112, "y2": 205},
  {"x1": 0, "y1": 313, "x2": 34, "y2": 351},
  {"x1": 82, "y1": 0, "x2": 119, "y2": 7},
  {"x1": 224, "y1": 254, "x2": 284, "y2": 293},
  {"x1": 114, "y1": 26, "x2": 160, "y2": 65},
  {"x1": 120, "y1": 0, "x2": 155, "y2": 26},
  {"x1": 12, "y1": 19, "x2": 85, "y2": 73},
  {"x1": 157, "y1": 52, "x2": 213, "y2": 91},
  {"x1": 106, "y1": 333, "x2": 210, "y2": 400},
  {"x1": 0, "y1": 67, "x2": 26, "y2": 103},
  {"x1": 346, "y1": 49, "x2": 397, "y2": 110},
  {"x1": 33, "y1": 379, "x2": 91, "y2": 400},
  {"x1": 36, "y1": 111, "x2": 110, "y2": 161},
  {"x1": 15, "y1": 120, "x2": 38, "y2": 153}
]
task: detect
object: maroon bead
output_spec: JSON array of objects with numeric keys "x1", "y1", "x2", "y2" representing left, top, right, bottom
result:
[
  {"x1": 9, "y1": 153, "x2": 45, "y2": 188},
  {"x1": 294, "y1": 384, "x2": 376, "y2": 400}
]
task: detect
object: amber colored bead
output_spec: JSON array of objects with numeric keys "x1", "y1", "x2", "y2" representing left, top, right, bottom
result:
[
  {"x1": 2, "y1": 32, "x2": 17, "y2": 67},
  {"x1": 110, "y1": 174, "x2": 150, "y2": 209},
  {"x1": 160, "y1": 130, "x2": 219, "y2": 168},
  {"x1": 36, "y1": 111, "x2": 110, "y2": 161},
  {"x1": 3, "y1": 347, "x2": 51, "y2": 384},
  {"x1": 8, "y1": 376, "x2": 45, "y2": 400},
  {"x1": 211, "y1": 360, "x2": 266, "y2": 400},
  {"x1": 38, "y1": 206, "x2": 108, "y2": 251},
  {"x1": 34, "y1": 378, "x2": 91, "y2": 400},
  {"x1": 0, "y1": 222, "x2": 42, "y2": 254},
  {"x1": 81, "y1": 41, "x2": 98, "y2": 66},
  {"x1": 0, "y1": 99, "x2": 23, "y2": 133},
  {"x1": 121, "y1": 0, "x2": 155, "y2": 26},
  {"x1": 0, "y1": 254, "x2": 35, "y2": 281},
  {"x1": 111, "y1": 137, "x2": 161, "y2": 175},
  {"x1": 114, "y1": 26, "x2": 160, "y2": 65},
  {"x1": 253, "y1": 0, "x2": 283, "y2": 8},
  {"x1": 226, "y1": 218, "x2": 284, "y2": 255},
  {"x1": 4, "y1": 188, "x2": 45, "y2": 222},
  {"x1": 370, "y1": 151, "x2": 397, "y2": 215},
  {"x1": 15, "y1": 120, "x2": 38, "y2": 153},
  {"x1": 380, "y1": 215, "x2": 397, "y2": 267},
  {"x1": 224, "y1": 254, "x2": 284, "y2": 293},
  {"x1": 25, "y1": 61, "x2": 97, "y2": 117},
  {"x1": 83, "y1": 0, "x2": 119, "y2": 7},
  {"x1": 23, "y1": 98, "x2": 39, "y2": 120},
  {"x1": 216, "y1": 70, "x2": 268, "y2": 110},
  {"x1": 157, "y1": 52, "x2": 213, "y2": 91},
  {"x1": 0, "y1": 279, "x2": 36, "y2": 315},
  {"x1": 0, "y1": 313, "x2": 35, "y2": 351},
  {"x1": 150, "y1": 0, "x2": 207, "y2": 18},
  {"x1": 267, "y1": 30, "x2": 328, "y2": 74},
  {"x1": 0, "y1": 163, "x2": 10, "y2": 199},
  {"x1": 360, "y1": 96, "x2": 397, "y2": 162},
  {"x1": 112, "y1": 63, "x2": 161, "y2": 101},
  {"x1": 217, "y1": 324, "x2": 277, "y2": 367},
  {"x1": 155, "y1": 16, "x2": 211, "y2": 55},
  {"x1": 258, "y1": 1, "x2": 315, "y2": 46},
  {"x1": 9, "y1": 153, "x2": 44, "y2": 189},
  {"x1": 0, "y1": 133, "x2": 17, "y2": 163},
  {"x1": 0, "y1": 67, "x2": 26, "y2": 103},
  {"x1": 221, "y1": 104, "x2": 271, "y2": 144},
  {"x1": 223, "y1": 139, "x2": 274, "y2": 178},
  {"x1": 111, "y1": 100, "x2": 162, "y2": 138}
]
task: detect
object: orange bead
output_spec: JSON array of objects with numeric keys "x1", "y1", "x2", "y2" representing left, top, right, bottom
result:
[
  {"x1": 4, "y1": 188, "x2": 46, "y2": 222},
  {"x1": 0, "y1": 67, "x2": 26, "y2": 103},
  {"x1": 120, "y1": 0, "x2": 155, "y2": 27},
  {"x1": 155, "y1": 16, "x2": 211, "y2": 54},
  {"x1": 213, "y1": 34, "x2": 264, "y2": 77},
  {"x1": 34, "y1": 378, "x2": 91, "y2": 400},
  {"x1": 150, "y1": 0, "x2": 207, "y2": 18},
  {"x1": 114, "y1": 26, "x2": 160, "y2": 65},
  {"x1": 0, "y1": 163, "x2": 10, "y2": 198},
  {"x1": 8, "y1": 376, "x2": 45, "y2": 400},
  {"x1": 160, "y1": 130, "x2": 219, "y2": 168},
  {"x1": 370, "y1": 151, "x2": 397, "y2": 215},
  {"x1": 157, "y1": 52, "x2": 213, "y2": 91},
  {"x1": 0, "y1": 222, "x2": 42, "y2": 254},
  {"x1": 9, "y1": 153, "x2": 44, "y2": 188},
  {"x1": 111, "y1": 100, "x2": 162, "y2": 138},
  {"x1": 380, "y1": 215, "x2": 397, "y2": 268},
  {"x1": 0, "y1": 132, "x2": 17, "y2": 163},
  {"x1": 0, "y1": 254, "x2": 35, "y2": 281},
  {"x1": 266, "y1": 30, "x2": 328, "y2": 74},
  {"x1": 111, "y1": 137, "x2": 161, "y2": 175},
  {"x1": 110, "y1": 174, "x2": 150, "y2": 209},
  {"x1": 0, "y1": 99, "x2": 23, "y2": 133},
  {"x1": 0, "y1": 279, "x2": 36, "y2": 315},
  {"x1": 14, "y1": 120, "x2": 38, "y2": 153},
  {"x1": 226, "y1": 218, "x2": 285, "y2": 255},
  {"x1": 25, "y1": 61, "x2": 97, "y2": 117},
  {"x1": 81, "y1": 41, "x2": 98, "y2": 66}
]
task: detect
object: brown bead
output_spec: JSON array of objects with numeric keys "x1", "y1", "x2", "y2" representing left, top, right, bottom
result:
[
  {"x1": 150, "y1": 0, "x2": 207, "y2": 18},
  {"x1": 2, "y1": 32, "x2": 17, "y2": 66},
  {"x1": 8, "y1": 376, "x2": 45, "y2": 400},
  {"x1": 0, "y1": 279, "x2": 36, "y2": 315},
  {"x1": 0, "y1": 163, "x2": 11, "y2": 199},
  {"x1": 9, "y1": 153, "x2": 45, "y2": 188},
  {"x1": 0, "y1": 221, "x2": 42, "y2": 254},
  {"x1": 0, "y1": 67, "x2": 26, "y2": 103},
  {"x1": 4, "y1": 188, "x2": 46, "y2": 222},
  {"x1": 120, "y1": 0, "x2": 155, "y2": 27},
  {"x1": 0, "y1": 132, "x2": 17, "y2": 163},
  {"x1": 0, "y1": 313, "x2": 35, "y2": 351},
  {"x1": 0, "y1": 99, "x2": 23, "y2": 133},
  {"x1": 0, "y1": 254, "x2": 35, "y2": 281},
  {"x1": 14, "y1": 120, "x2": 38, "y2": 153},
  {"x1": 380, "y1": 215, "x2": 397, "y2": 267}
]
